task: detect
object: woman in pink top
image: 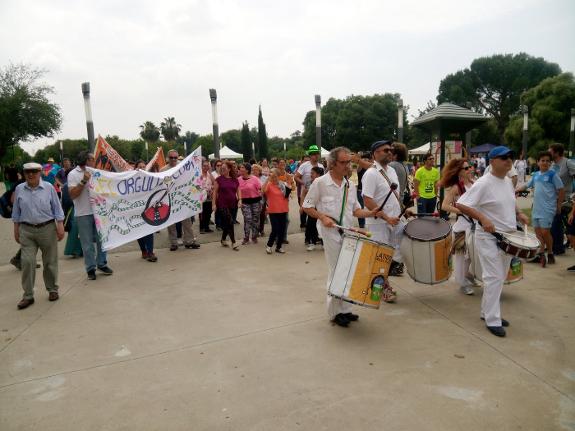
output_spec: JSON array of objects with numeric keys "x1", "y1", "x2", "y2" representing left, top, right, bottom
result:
[
  {"x1": 263, "y1": 168, "x2": 289, "y2": 254},
  {"x1": 238, "y1": 163, "x2": 262, "y2": 244}
]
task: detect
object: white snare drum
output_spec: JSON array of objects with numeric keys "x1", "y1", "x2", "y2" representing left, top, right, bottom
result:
[
  {"x1": 400, "y1": 217, "x2": 453, "y2": 285},
  {"x1": 329, "y1": 234, "x2": 395, "y2": 309}
]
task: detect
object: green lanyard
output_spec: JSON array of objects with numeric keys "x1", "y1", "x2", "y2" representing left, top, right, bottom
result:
[{"x1": 337, "y1": 178, "x2": 349, "y2": 225}]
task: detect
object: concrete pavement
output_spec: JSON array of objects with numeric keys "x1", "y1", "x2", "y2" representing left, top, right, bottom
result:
[{"x1": 0, "y1": 219, "x2": 574, "y2": 430}]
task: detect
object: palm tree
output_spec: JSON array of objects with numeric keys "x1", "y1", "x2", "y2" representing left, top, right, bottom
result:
[
  {"x1": 139, "y1": 121, "x2": 161, "y2": 143},
  {"x1": 160, "y1": 117, "x2": 181, "y2": 142}
]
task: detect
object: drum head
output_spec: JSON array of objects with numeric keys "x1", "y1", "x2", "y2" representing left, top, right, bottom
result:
[
  {"x1": 500, "y1": 231, "x2": 540, "y2": 249},
  {"x1": 404, "y1": 217, "x2": 451, "y2": 241}
]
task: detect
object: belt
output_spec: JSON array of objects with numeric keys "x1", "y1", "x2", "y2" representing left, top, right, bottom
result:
[{"x1": 20, "y1": 220, "x2": 54, "y2": 228}]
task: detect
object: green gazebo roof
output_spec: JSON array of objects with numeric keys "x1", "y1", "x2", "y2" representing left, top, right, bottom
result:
[{"x1": 411, "y1": 103, "x2": 489, "y2": 134}]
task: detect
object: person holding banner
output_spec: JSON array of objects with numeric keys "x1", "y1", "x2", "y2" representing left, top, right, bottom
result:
[
  {"x1": 67, "y1": 151, "x2": 114, "y2": 281},
  {"x1": 134, "y1": 160, "x2": 158, "y2": 262},
  {"x1": 162, "y1": 150, "x2": 201, "y2": 251}
]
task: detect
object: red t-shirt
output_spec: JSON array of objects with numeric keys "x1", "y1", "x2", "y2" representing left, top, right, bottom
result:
[{"x1": 265, "y1": 183, "x2": 289, "y2": 213}]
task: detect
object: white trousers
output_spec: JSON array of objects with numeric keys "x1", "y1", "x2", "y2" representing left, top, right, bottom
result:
[
  {"x1": 368, "y1": 222, "x2": 405, "y2": 262},
  {"x1": 475, "y1": 231, "x2": 512, "y2": 327},
  {"x1": 453, "y1": 228, "x2": 472, "y2": 287},
  {"x1": 322, "y1": 231, "x2": 353, "y2": 319}
]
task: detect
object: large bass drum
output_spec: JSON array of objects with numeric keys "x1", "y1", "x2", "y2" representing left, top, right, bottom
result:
[{"x1": 400, "y1": 217, "x2": 453, "y2": 285}]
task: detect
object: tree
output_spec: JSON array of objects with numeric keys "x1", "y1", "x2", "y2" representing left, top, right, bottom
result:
[
  {"x1": 257, "y1": 105, "x2": 269, "y2": 160},
  {"x1": 0, "y1": 63, "x2": 62, "y2": 162},
  {"x1": 177, "y1": 131, "x2": 199, "y2": 154},
  {"x1": 139, "y1": 121, "x2": 160, "y2": 144},
  {"x1": 302, "y1": 94, "x2": 404, "y2": 152},
  {"x1": 240, "y1": 121, "x2": 252, "y2": 161},
  {"x1": 160, "y1": 117, "x2": 181, "y2": 142},
  {"x1": 437, "y1": 53, "x2": 561, "y2": 140},
  {"x1": 220, "y1": 129, "x2": 241, "y2": 153},
  {"x1": 504, "y1": 73, "x2": 575, "y2": 157}
]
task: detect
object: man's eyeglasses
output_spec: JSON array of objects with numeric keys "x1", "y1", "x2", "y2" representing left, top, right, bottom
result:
[
  {"x1": 169, "y1": 156, "x2": 178, "y2": 160},
  {"x1": 495, "y1": 155, "x2": 511, "y2": 161},
  {"x1": 382, "y1": 148, "x2": 392, "y2": 153},
  {"x1": 462, "y1": 166, "x2": 470, "y2": 170},
  {"x1": 24, "y1": 170, "x2": 40, "y2": 175}
]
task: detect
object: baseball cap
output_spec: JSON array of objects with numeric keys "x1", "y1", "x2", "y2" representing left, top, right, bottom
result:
[
  {"x1": 307, "y1": 145, "x2": 320, "y2": 155},
  {"x1": 488, "y1": 146, "x2": 514, "y2": 159},
  {"x1": 371, "y1": 140, "x2": 392, "y2": 153}
]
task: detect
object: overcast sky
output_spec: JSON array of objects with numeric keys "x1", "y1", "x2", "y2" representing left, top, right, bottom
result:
[{"x1": 2, "y1": 0, "x2": 574, "y2": 154}]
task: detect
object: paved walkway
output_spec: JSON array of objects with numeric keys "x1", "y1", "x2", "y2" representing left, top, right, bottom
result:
[{"x1": 0, "y1": 223, "x2": 574, "y2": 430}]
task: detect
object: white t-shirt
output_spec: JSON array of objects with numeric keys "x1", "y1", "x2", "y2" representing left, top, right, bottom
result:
[
  {"x1": 67, "y1": 166, "x2": 93, "y2": 216},
  {"x1": 297, "y1": 161, "x2": 325, "y2": 188},
  {"x1": 457, "y1": 172, "x2": 517, "y2": 233},
  {"x1": 303, "y1": 172, "x2": 360, "y2": 240},
  {"x1": 361, "y1": 162, "x2": 401, "y2": 225}
]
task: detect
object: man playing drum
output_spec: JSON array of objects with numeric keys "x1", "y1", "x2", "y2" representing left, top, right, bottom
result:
[
  {"x1": 457, "y1": 146, "x2": 530, "y2": 337},
  {"x1": 303, "y1": 147, "x2": 379, "y2": 327},
  {"x1": 362, "y1": 140, "x2": 405, "y2": 288}
]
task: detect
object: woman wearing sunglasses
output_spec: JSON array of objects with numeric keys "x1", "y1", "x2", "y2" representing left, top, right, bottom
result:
[{"x1": 439, "y1": 158, "x2": 477, "y2": 295}]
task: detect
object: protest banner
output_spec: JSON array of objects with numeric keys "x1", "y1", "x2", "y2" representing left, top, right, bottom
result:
[
  {"x1": 94, "y1": 135, "x2": 133, "y2": 172},
  {"x1": 88, "y1": 148, "x2": 205, "y2": 251},
  {"x1": 145, "y1": 147, "x2": 167, "y2": 171}
]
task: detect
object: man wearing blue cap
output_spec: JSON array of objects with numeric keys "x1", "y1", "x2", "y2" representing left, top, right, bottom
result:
[{"x1": 457, "y1": 146, "x2": 529, "y2": 337}]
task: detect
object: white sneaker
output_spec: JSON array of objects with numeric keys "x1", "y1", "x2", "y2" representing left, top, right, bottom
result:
[
  {"x1": 306, "y1": 244, "x2": 315, "y2": 251},
  {"x1": 276, "y1": 248, "x2": 286, "y2": 254},
  {"x1": 266, "y1": 246, "x2": 273, "y2": 254},
  {"x1": 460, "y1": 285, "x2": 475, "y2": 295},
  {"x1": 465, "y1": 275, "x2": 481, "y2": 287}
]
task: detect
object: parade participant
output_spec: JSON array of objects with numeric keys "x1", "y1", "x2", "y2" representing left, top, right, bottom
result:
[
  {"x1": 300, "y1": 166, "x2": 324, "y2": 251},
  {"x1": 567, "y1": 204, "x2": 575, "y2": 272},
  {"x1": 439, "y1": 158, "x2": 477, "y2": 295},
  {"x1": 277, "y1": 159, "x2": 294, "y2": 244},
  {"x1": 457, "y1": 146, "x2": 530, "y2": 337},
  {"x1": 252, "y1": 164, "x2": 268, "y2": 236},
  {"x1": 213, "y1": 161, "x2": 241, "y2": 251},
  {"x1": 351, "y1": 151, "x2": 374, "y2": 229},
  {"x1": 133, "y1": 160, "x2": 158, "y2": 262},
  {"x1": 513, "y1": 153, "x2": 527, "y2": 184},
  {"x1": 485, "y1": 160, "x2": 518, "y2": 187},
  {"x1": 414, "y1": 153, "x2": 440, "y2": 215},
  {"x1": 263, "y1": 168, "x2": 289, "y2": 254},
  {"x1": 296, "y1": 146, "x2": 324, "y2": 229},
  {"x1": 516, "y1": 151, "x2": 564, "y2": 266},
  {"x1": 261, "y1": 159, "x2": 271, "y2": 177},
  {"x1": 549, "y1": 143, "x2": 575, "y2": 255},
  {"x1": 362, "y1": 140, "x2": 404, "y2": 288},
  {"x1": 303, "y1": 147, "x2": 379, "y2": 327},
  {"x1": 200, "y1": 160, "x2": 215, "y2": 233},
  {"x1": 238, "y1": 163, "x2": 262, "y2": 244},
  {"x1": 68, "y1": 151, "x2": 114, "y2": 280},
  {"x1": 12, "y1": 162, "x2": 65, "y2": 309},
  {"x1": 162, "y1": 149, "x2": 201, "y2": 251}
]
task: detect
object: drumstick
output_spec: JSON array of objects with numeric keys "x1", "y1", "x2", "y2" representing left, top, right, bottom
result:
[
  {"x1": 376, "y1": 183, "x2": 398, "y2": 218},
  {"x1": 334, "y1": 225, "x2": 372, "y2": 238}
]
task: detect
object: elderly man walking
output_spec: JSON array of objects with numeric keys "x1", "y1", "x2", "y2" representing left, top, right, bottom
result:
[
  {"x1": 162, "y1": 149, "x2": 201, "y2": 251},
  {"x1": 12, "y1": 162, "x2": 65, "y2": 309}
]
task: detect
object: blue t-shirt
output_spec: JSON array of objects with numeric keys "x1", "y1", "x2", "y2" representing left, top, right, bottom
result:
[{"x1": 526, "y1": 170, "x2": 563, "y2": 219}]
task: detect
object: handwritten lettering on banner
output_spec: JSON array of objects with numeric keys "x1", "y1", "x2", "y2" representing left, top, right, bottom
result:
[{"x1": 88, "y1": 148, "x2": 205, "y2": 251}]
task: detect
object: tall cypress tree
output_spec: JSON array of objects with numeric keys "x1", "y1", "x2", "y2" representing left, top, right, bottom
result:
[
  {"x1": 240, "y1": 121, "x2": 252, "y2": 161},
  {"x1": 257, "y1": 105, "x2": 269, "y2": 160}
]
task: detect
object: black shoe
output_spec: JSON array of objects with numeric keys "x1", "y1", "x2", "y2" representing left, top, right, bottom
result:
[
  {"x1": 10, "y1": 257, "x2": 21, "y2": 270},
  {"x1": 98, "y1": 266, "x2": 114, "y2": 275},
  {"x1": 343, "y1": 313, "x2": 359, "y2": 322},
  {"x1": 185, "y1": 243, "x2": 201, "y2": 249},
  {"x1": 170, "y1": 245, "x2": 178, "y2": 251},
  {"x1": 17, "y1": 298, "x2": 34, "y2": 309},
  {"x1": 547, "y1": 254, "x2": 556, "y2": 264},
  {"x1": 283, "y1": 240, "x2": 290, "y2": 245},
  {"x1": 487, "y1": 326, "x2": 506, "y2": 337},
  {"x1": 481, "y1": 317, "x2": 509, "y2": 327},
  {"x1": 87, "y1": 270, "x2": 96, "y2": 280},
  {"x1": 568, "y1": 265, "x2": 575, "y2": 273},
  {"x1": 332, "y1": 313, "x2": 350, "y2": 327}
]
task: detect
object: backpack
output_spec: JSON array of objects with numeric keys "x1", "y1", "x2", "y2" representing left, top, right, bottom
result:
[{"x1": 0, "y1": 190, "x2": 13, "y2": 218}]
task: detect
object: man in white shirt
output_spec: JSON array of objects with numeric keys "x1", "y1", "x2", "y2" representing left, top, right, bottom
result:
[
  {"x1": 457, "y1": 146, "x2": 529, "y2": 337},
  {"x1": 303, "y1": 147, "x2": 377, "y2": 327},
  {"x1": 296, "y1": 145, "x2": 325, "y2": 229},
  {"x1": 484, "y1": 161, "x2": 518, "y2": 187},
  {"x1": 68, "y1": 151, "x2": 114, "y2": 281},
  {"x1": 362, "y1": 140, "x2": 404, "y2": 286}
]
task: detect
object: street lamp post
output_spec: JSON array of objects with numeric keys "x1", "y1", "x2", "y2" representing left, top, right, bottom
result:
[
  {"x1": 397, "y1": 98, "x2": 404, "y2": 142},
  {"x1": 522, "y1": 105, "x2": 529, "y2": 159},
  {"x1": 209, "y1": 89, "x2": 220, "y2": 160},
  {"x1": 81, "y1": 82, "x2": 95, "y2": 152},
  {"x1": 570, "y1": 108, "x2": 575, "y2": 157},
  {"x1": 315, "y1": 95, "x2": 321, "y2": 154}
]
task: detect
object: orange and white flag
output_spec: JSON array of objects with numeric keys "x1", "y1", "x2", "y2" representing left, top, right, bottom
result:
[
  {"x1": 94, "y1": 135, "x2": 132, "y2": 172},
  {"x1": 145, "y1": 147, "x2": 167, "y2": 172}
]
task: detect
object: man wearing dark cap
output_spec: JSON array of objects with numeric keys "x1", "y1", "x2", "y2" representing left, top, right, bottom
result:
[
  {"x1": 12, "y1": 162, "x2": 65, "y2": 309},
  {"x1": 295, "y1": 145, "x2": 325, "y2": 230},
  {"x1": 457, "y1": 146, "x2": 529, "y2": 337}
]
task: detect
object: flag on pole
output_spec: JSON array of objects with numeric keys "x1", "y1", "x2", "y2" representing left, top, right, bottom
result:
[
  {"x1": 145, "y1": 147, "x2": 167, "y2": 172},
  {"x1": 94, "y1": 135, "x2": 132, "y2": 172}
]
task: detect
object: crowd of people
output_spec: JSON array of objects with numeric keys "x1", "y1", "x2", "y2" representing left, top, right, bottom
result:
[{"x1": 3, "y1": 142, "x2": 574, "y2": 338}]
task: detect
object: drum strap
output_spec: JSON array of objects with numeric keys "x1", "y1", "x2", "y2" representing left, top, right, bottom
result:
[
  {"x1": 337, "y1": 178, "x2": 349, "y2": 225},
  {"x1": 379, "y1": 168, "x2": 404, "y2": 211}
]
